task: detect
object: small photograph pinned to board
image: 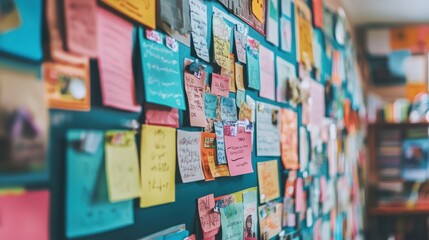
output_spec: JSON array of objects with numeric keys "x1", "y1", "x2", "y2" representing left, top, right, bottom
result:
[{"x1": 0, "y1": 62, "x2": 49, "y2": 184}]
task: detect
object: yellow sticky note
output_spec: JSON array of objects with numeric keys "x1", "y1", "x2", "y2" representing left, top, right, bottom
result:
[
  {"x1": 235, "y1": 62, "x2": 245, "y2": 91},
  {"x1": 105, "y1": 131, "x2": 141, "y2": 202},
  {"x1": 252, "y1": 0, "x2": 264, "y2": 23},
  {"x1": 140, "y1": 125, "x2": 176, "y2": 208},
  {"x1": 257, "y1": 160, "x2": 280, "y2": 203},
  {"x1": 101, "y1": 0, "x2": 156, "y2": 29}
]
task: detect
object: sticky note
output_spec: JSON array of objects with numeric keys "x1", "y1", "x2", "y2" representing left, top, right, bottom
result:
[
  {"x1": 140, "y1": 29, "x2": 186, "y2": 110},
  {"x1": 295, "y1": 0, "x2": 314, "y2": 66},
  {"x1": 251, "y1": 0, "x2": 265, "y2": 23},
  {"x1": 258, "y1": 203, "x2": 282, "y2": 239},
  {"x1": 259, "y1": 45, "x2": 275, "y2": 100},
  {"x1": 243, "y1": 189, "x2": 258, "y2": 239},
  {"x1": 105, "y1": 131, "x2": 141, "y2": 202},
  {"x1": 97, "y1": 7, "x2": 141, "y2": 112},
  {"x1": 220, "y1": 202, "x2": 244, "y2": 240},
  {"x1": 246, "y1": 37, "x2": 260, "y2": 90},
  {"x1": 280, "y1": 109, "x2": 299, "y2": 170},
  {"x1": 0, "y1": 190, "x2": 49, "y2": 240},
  {"x1": 140, "y1": 125, "x2": 176, "y2": 208},
  {"x1": 145, "y1": 103, "x2": 179, "y2": 128},
  {"x1": 64, "y1": 0, "x2": 98, "y2": 57},
  {"x1": 235, "y1": 62, "x2": 245, "y2": 91},
  {"x1": 276, "y1": 57, "x2": 296, "y2": 103},
  {"x1": 214, "y1": 121, "x2": 227, "y2": 165},
  {"x1": 66, "y1": 130, "x2": 133, "y2": 238},
  {"x1": 235, "y1": 28, "x2": 247, "y2": 64},
  {"x1": 204, "y1": 93, "x2": 218, "y2": 119},
  {"x1": 256, "y1": 102, "x2": 281, "y2": 156},
  {"x1": 190, "y1": 0, "x2": 210, "y2": 62},
  {"x1": 211, "y1": 73, "x2": 230, "y2": 97},
  {"x1": 184, "y1": 72, "x2": 206, "y2": 127},
  {"x1": 101, "y1": 0, "x2": 156, "y2": 29},
  {"x1": 221, "y1": 97, "x2": 238, "y2": 121},
  {"x1": 257, "y1": 160, "x2": 280, "y2": 203},
  {"x1": 198, "y1": 194, "x2": 221, "y2": 238},
  {"x1": 177, "y1": 130, "x2": 205, "y2": 183},
  {"x1": 213, "y1": 15, "x2": 232, "y2": 69},
  {"x1": 224, "y1": 126, "x2": 253, "y2": 176},
  {"x1": 266, "y1": 0, "x2": 279, "y2": 46}
]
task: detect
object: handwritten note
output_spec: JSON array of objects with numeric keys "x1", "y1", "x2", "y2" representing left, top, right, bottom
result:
[
  {"x1": 66, "y1": 130, "x2": 133, "y2": 238},
  {"x1": 184, "y1": 72, "x2": 206, "y2": 127},
  {"x1": 224, "y1": 126, "x2": 253, "y2": 176},
  {"x1": 235, "y1": 28, "x2": 247, "y2": 64},
  {"x1": 235, "y1": 63, "x2": 245, "y2": 91},
  {"x1": 259, "y1": 45, "x2": 275, "y2": 100},
  {"x1": 105, "y1": 131, "x2": 141, "y2": 202},
  {"x1": 190, "y1": 0, "x2": 210, "y2": 62},
  {"x1": 256, "y1": 102, "x2": 280, "y2": 156},
  {"x1": 213, "y1": 15, "x2": 232, "y2": 69},
  {"x1": 177, "y1": 130, "x2": 205, "y2": 183},
  {"x1": 101, "y1": 0, "x2": 155, "y2": 29},
  {"x1": 214, "y1": 121, "x2": 227, "y2": 165},
  {"x1": 246, "y1": 37, "x2": 260, "y2": 90},
  {"x1": 145, "y1": 103, "x2": 179, "y2": 128},
  {"x1": 221, "y1": 55, "x2": 236, "y2": 92},
  {"x1": 198, "y1": 194, "x2": 221, "y2": 238},
  {"x1": 97, "y1": 7, "x2": 141, "y2": 112},
  {"x1": 258, "y1": 203, "x2": 282, "y2": 239},
  {"x1": 280, "y1": 17, "x2": 292, "y2": 52},
  {"x1": 243, "y1": 189, "x2": 258, "y2": 239},
  {"x1": 257, "y1": 160, "x2": 280, "y2": 203},
  {"x1": 0, "y1": 190, "x2": 49, "y2": 240},
  {"x1": 204, "y1": 93, "x2": 218, "y2": 119},
  {"x1": 295, "y1": 0, "x2": 314, "y2": 66},
  {"x1": 140, "y1": 125, "x2": 176, "y2": 208},
  {"x1": 220, "y1": 203, "x2": 244, "y2": 240},
  {"x1": 221, "y1": 97, "x2": 238, "y2": 121},
  {"x1": 246, "y1": 96, "x2": 256, "y2": 122},
  {"x1": 140, "y1": 29, "x2": 185, "y2": 109},
  {"x1": 64, "y1": 0, "x2": 97, "y2": 57},
  {"x1": 211, "y1": 73, "x2": 230, "y2": 97},
  {"x1": 266, "y1": 0, "x2": 279, "y2": 46},
  {"x1": 276, "y1": 56, "x2": 296, "y2": 103},
  {"x1": 280, "y1": 109, "x2": 299, "y2": 170}
]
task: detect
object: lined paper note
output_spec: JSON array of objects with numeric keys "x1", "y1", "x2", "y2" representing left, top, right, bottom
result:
[
  {"x1": 224, "y1": 126, "x2": 253, "y2": 176},
  {"x1": 177, "y1": 130, "x2": 205, "y2": 183},
  {"x1": 190, "y1": 0, "x2": 210, "y2": 62},
  {"x1": 184, "y1": 72, "x2": 206, "y2": 127},
  {"x1": 64, "y1": 0, "x2": 97, "y2": 57},
  {"x1": 259, "y1": 45, "x2": 275, "y2": 100},
  {"x1": 257, "y1": 160, "x2": 280, "y2": 203},
  {"x1": 0, "y1": 190, "x2": 50, "y2": 240},
  {"x1": 213, "y1": 15, "x2": 232, "y2": 69},
  {"x1": 66, "y1": 130, "x2": 133, "y2": 238},
  {"x1": 97, "y1": 7, "x2": 141, "y2": 112},
  {"x1": 256, "y1": 102, "x2": 280, "y2": 156},
  {"x1": 140, "y1": 125, "x2": 176, "y2": 208},
  {"x1": 140, "y1": 29, "x2": 186, "y2": 110},
  {"x1": 105, "y1": 131, "x2": 141, "y2": 202},
  {"x1": 101, "y1": 0, "x2": 156, "y2": 29}
]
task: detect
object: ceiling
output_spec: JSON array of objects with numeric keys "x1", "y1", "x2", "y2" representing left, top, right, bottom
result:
[{"x1": 339, "y1": 0, "x2": 429, "y2": 26}]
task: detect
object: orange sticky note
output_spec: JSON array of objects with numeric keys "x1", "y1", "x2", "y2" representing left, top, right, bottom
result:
[
  {"x1": 252, "y1": 0, "x2": 265, "y2": 23},
  {"x1": 101, "y1": 0, "x2": 156, "y2": 29},
  {"x1": 201, "y1": 132, "x2": 217, "y2": 181},
  {"x1": 0, "y1": 190, "x2": 50, "y2": 240},
  {"x1": 257, "y1": 160, "x2": 280, "y2": 203}
]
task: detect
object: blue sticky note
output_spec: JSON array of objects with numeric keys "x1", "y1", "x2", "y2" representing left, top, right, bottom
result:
[
  {"x1": 246, "y1": 48, "x2": 260, "y2": 90},
  {"x1": 204, "y1": 93, "x2": 218, "y2": 119},
  {"x1": 221, "y1": 97, "x2": 237, "y2": 121},
  {"x1": 214, "y1": 121, "x2": 227, "y2": 165},
  {"x1": 66, "y1": 130, "x2": 133, "y2": 238},
  {"x1": 139, "y1": 28, "x2": 186, "y2": 110},
  {"x1": 0, "y1": 0, "x2": 43, "y2": 61}
]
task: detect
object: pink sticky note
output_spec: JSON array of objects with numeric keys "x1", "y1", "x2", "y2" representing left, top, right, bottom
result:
[
  {"x1": 259, "y1": 45, "x2": 275, "y2": 100},
  {"x1": 295, "y1": 178, "x2": 306, "y2": 212},
  {"x1": 145, "y1": 103, "x2": 179, "y2": 128},
  {"x1": 224, "y1": 126, "x2": 253, "y2": 176},
  {"x1": 184, "y1": 72, "x2": 207, "y2": 127},
  {"x1": 0, "y1": 190, "x2": 50, "y2": 240},
  {"x1": 211, "y1": 73, "x2": 230, "y2": 97},
  {"x1": 198, "y1": 194, "x2": 220, "y2": 236},
  {"x1": 64, "y1": 0, "x2": 98, "y2": 57},
  {"x1": 97, "y1": 7, "x2": 141, "y2": 112}
]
